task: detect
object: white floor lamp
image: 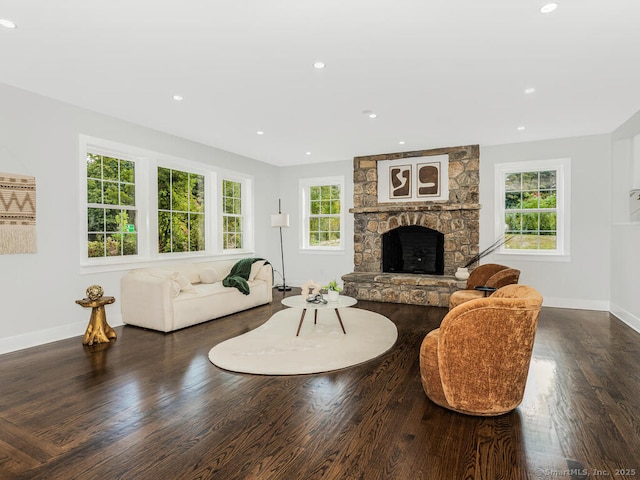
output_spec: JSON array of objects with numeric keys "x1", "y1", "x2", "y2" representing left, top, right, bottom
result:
[{"x1": 271, "y1": 199, "x2": 291, "y2": 291}]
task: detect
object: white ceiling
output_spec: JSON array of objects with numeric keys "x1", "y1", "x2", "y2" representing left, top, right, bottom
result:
[{"x1": 1, "y1": 0, "x2": 640, "y2": 166}]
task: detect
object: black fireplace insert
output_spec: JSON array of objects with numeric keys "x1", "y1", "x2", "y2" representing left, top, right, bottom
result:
[{"x1": 382, "y1": 225, "x2": 444, "y2": 275}]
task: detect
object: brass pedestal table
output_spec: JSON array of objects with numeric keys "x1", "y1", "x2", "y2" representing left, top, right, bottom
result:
[{"x1": 76, "y1": 296, "x2": 117, "y2": 345}]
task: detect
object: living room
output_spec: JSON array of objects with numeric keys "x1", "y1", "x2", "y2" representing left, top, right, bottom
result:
[{"x1": 1, "y1": 2, "x2": 640, "y2": 478}]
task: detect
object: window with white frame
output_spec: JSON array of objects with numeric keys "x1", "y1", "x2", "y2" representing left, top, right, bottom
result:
[
  {"x1": 86, "y1": 152, "x2": 138, "y2": 258},
  {"x1": 222, "y1": 178, "x2": 243, "y2": 250},
  {"x1": 157, "y1": 166, "x2": 206, "y2": 253},
  {"x1": 495, "y1": 158, "x2": 570, "y2": 256},
  {"x1": 300, "y1": 176, "x2": 345, "y2": 250},
  {"x1": 80, "y1": 136, "x2": 254, "y2": 267}
]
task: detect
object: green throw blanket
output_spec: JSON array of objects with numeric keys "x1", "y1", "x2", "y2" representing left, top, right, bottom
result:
[{"x1": 222, "y1": 258, "x2": 269, "y2": 295}]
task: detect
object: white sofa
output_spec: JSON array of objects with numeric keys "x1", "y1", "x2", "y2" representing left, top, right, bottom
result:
[{"x1": 121, "y1": 258, "x2": 273, "y2": 332}]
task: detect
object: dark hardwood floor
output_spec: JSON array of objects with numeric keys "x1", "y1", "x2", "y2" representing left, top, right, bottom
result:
[{"x1": 1, "y1": 290, "x2": 639, "y2": 480}]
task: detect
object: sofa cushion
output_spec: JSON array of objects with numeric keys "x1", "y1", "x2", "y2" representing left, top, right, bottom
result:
[
  {"x1": 175, "y1": 273, "x2": 197, "y2": 293},
  {"x1": 200, "y1": 268, "x2": 218, "y2": 284},
  {"x1": 249, "y1": 260, "x2": 266, "y2": 281}
]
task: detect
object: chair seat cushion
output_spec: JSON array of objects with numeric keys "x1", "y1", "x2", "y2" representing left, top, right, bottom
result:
[{"x1": 449, "y1": 289, "x2": 484, "y2": 309}]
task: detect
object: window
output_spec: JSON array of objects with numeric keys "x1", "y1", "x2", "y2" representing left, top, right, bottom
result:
[
  {"x1": 495, "y1": 158, "x2": 570, "y2": 257},
  {"x1": 86, "y1": 153, "x2": 138, "y2": 258},
  {"x1": 300, "y1": 176, "x2": 345, "y2": 250},
  {"x1": 157, "y1": 167, "x2": 205, "y2": 253},
  {"x1": 222, "y1": 179, "x2": 243, "y2": 250},
  {"x1": 80, "y1": 136, "x2": 255, "y2": 269}
]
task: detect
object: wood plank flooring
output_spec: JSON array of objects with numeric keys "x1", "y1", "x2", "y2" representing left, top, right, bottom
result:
[{"x1": 1, "y1": 290, "x2": 639, "y2": 479}]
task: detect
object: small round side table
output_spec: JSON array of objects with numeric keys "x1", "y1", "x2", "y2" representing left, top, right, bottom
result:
[{"x1": 76, "y1": 296, "x2": 117, "y2": 345}]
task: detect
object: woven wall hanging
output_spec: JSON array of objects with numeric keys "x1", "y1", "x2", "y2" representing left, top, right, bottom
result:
[{"x1": 0, "y1": 172, "x2": 37, "y2": 254}]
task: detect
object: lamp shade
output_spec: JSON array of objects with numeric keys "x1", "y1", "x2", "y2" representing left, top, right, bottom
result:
[{"x1": 271, "y1": 213, "x2": 290, "y2": 228}]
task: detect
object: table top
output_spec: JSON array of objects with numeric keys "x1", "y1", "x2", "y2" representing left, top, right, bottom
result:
[
  {"x1": 75, "y1": 296, "x2": 116, "y2": 307},
  {"x1": 281, "y1": 294, "x2": 357, "y2": 310},
  {"x1": 474, "y1": 286, "x2": 497, "y2": 292}
]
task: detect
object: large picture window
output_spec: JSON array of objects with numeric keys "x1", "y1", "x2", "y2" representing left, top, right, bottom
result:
[
  {"x1": 157, "y1": 167, "x2": 205, "y2": 253},
  {"x1": 495, "y1": 158, "x2": 570, "y2": 257},
  {"x1": 300, "y1": 176, "x2": 345, "y2": 250},
  {"x1": 86, "y1": 153, "x2": 138, "y2": 258}
]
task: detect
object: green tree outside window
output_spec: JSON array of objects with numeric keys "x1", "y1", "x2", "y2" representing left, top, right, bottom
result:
[
  {"x1": 158, "y1": 167, "x2": 205, "y2": 253},
  {"x1": 309, "y1": 184, "x2": 341, "y2": 247},
  {"x1": 222, "y1": 179, "x2": 242, "y2": 249},
  {"x1": 86, "y1": 153, "x2": 137, "y2": 258},
  {"x1": 504, "y1": 170, "x2": 557, "y2": 250}
]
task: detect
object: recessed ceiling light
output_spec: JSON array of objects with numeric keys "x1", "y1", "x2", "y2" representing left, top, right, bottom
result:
[
  {"x1": 524, "y1": 87, "x2": 536, "y2": 94},
  {"x1": 399, "y1": 141, "x2": 406, "y2": 145},
  {"x1": 313, "y1": 61, "x2": 326, "y2": 69},
  {"x1": 362, "y1": 110, "x2": 377, "y2": 119},
  {"x1": 172, "y1": 94, "x2": 183, "y2": 101},
  {"x1": 0, "y1": 19, "x2": 17, "y2": 29},
  {"x1": 540, "y1": 3, "x2": 558, "y2": 14},
  {"x1": 517, "y1": 126, "x2": 526, "y2": 131},
  {"x1": 306, "y1": 152, "x2": 312, "y2": 155},
  {"x1": 256, "y1": 131, "x2": 264, "y2": 135}
]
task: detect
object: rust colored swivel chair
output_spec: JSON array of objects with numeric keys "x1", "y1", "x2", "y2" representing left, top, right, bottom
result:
[
  {"x1": 420, "y1": 284, "x2": 543, "y2": 416},
  {"x1": 449, "y1": 263, "x2": 520, "y2": 310}
]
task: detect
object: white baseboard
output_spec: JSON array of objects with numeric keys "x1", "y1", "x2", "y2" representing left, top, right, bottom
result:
[
  {"x1": 0, "y1": 313, "x2": 124, "y2": 355},
  {"x1": 610, "y1": 303, "x2": 640, "y2": 334},
  {"x1": 542, "y1": 296, "x2": 610, "y2": 311}
]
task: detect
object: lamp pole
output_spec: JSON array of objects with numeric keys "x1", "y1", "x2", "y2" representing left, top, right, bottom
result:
[{"x1": 275, "y1": 199, "x2": 291, "y2": 292}]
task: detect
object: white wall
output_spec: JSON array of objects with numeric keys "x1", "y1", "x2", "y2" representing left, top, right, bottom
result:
[
  {"x1": 610, "y1": 108, "x2": 640, "y2": 333},
  {"x1": 479, "y1": 135, "x2": 612, "y2": 311},
  {"x1": 275, "y1": 160, "x2": 355, "y2": 289},
  {"x1": 0, "y1": 83, "x2": 280, "y2": 354}
]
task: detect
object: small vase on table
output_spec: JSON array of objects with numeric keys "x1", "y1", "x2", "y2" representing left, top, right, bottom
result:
[
  {"x1": 327, "y1": 290, "x2": 339, "y2": 302},
  {"x1": 455, "y1": 267, "x2": 470, "y2": 281}
]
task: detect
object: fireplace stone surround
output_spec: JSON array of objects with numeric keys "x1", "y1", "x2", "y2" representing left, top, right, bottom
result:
[{"x1": 342, "y1": 145, "x2": 480, "y2": 307}]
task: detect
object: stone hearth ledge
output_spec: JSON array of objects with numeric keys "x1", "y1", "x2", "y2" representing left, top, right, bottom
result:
[{"x1": 342, "y1": 272, "x2": 466, "y2": 308}]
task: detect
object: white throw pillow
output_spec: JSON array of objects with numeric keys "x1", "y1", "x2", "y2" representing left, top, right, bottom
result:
[
  {"x1": 175, "y1": 273, "x2": 197, "y2": 293},
  {"x1": 249, "y1": 260, "x2": 266, "y2": 281},
  {"x1": 200, "y1": 268, "x2": 218, "y2": 284}
]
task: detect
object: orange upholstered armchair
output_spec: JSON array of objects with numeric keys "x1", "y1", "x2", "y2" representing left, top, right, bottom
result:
[
  {"x1": 449, "y1": 263, "x2": 520, "y2": 309},
  {"x1": 420, "y1": 284, "x2": 543, "y2": 416}
]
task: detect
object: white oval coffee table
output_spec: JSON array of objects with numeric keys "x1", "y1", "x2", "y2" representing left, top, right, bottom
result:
[{"x1": 281, "y1": 294, "x2": 357, "y2": 336}]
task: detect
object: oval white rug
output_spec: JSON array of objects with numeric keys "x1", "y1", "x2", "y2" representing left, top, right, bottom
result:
[{"x1": 208, "y1": 307, "x2": 398, "y2": 375}]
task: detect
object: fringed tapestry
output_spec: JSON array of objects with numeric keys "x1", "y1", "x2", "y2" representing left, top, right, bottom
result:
[{"x1": 0, "y1": 172, "x2": 36, "y2": 254}]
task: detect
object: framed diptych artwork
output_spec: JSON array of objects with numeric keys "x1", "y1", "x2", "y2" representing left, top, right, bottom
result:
[{"x1": 378, "y1": 155, "x2": 448, "y2": 203}]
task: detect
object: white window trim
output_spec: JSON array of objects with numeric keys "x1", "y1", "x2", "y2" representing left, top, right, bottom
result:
[
  {"x1": 218, "y1": 171, "x2": 255, "y2": 255},
  {"x1": 494, "y1": 158, "x2": 571, "y2": 261},
  {"x1": 299, "y1": 176, "x2": 345, "y2": 252},
  {"x1": 79, "y1": 135, "x2": 255, "y2": 272},
  {"x1": 79, "y1": 136, "x2": 151, "y2": 268},
  {"x1": 154, "y1": 160, "x2": 212, "y2": 258}
]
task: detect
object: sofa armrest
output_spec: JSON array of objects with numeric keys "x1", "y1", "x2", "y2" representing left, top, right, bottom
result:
[
  {"x1": 121, "y1": 272, "x2": 175, "y2": 332},
  {"x1": 254, "y1": 263, "x2": 273, "y2": 287}
]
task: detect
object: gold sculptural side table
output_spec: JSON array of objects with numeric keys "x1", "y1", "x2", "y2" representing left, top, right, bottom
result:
[{"x1": 76, "y1": 295, "x2": 117, "y2": 345}]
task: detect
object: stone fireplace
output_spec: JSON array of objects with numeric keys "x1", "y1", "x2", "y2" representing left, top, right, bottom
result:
[{"x1": 342, "y1": 145, "x2": 480, "y2": 307}]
